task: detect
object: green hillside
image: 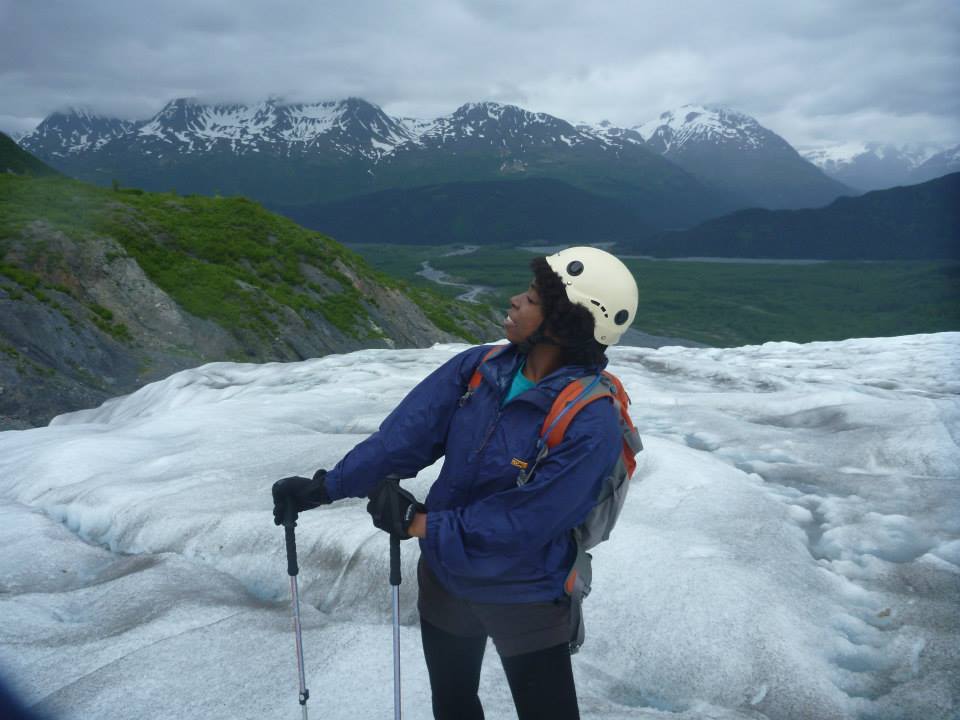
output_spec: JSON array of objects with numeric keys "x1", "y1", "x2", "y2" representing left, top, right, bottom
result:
[
  {"x1": 0, "y1": 173, "x2": 499, "y2": 426},
  {"x1": 0, "y1": 174, "x2": 491, "y2": 342},
  {"x1": 0, "y1": 132, "x2": 59, "y2": 176}
]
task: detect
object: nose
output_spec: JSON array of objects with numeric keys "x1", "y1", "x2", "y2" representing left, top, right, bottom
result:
[{"x1": 510, "y1": 293, "x2": 520, "y2": 309}]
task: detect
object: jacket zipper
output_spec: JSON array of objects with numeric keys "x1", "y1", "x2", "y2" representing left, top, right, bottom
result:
[{"x1": 476, "y1": 408, "x2": 502, "y2": 455}]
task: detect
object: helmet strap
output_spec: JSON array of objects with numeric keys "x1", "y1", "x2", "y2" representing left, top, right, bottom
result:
[{"x1": 517, "y1": 321, "x2": 559, "y2": 354}]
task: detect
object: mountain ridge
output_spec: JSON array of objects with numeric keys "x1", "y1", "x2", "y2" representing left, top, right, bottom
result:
[
  {"x1": 629, "y1": 172, "x2": 960, "y2": 260},
  {"x1": 274, "y1": 177, "x2": 655, "y2": 245},
  {"x1": 19, "y1": 97, "x2": 844, "y2": 229}
]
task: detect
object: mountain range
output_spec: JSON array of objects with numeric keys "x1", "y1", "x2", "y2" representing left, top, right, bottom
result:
[
  {"x1": 20, "y1": 98, "x2": 853, "y2": 236},
  {"x1": 802, "y1": 142, "x2": 960, "y2": 192}
]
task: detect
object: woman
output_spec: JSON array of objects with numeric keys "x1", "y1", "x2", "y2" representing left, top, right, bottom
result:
[{"x1": 272, "y1": 246, "x2": 639, "y2": 719}]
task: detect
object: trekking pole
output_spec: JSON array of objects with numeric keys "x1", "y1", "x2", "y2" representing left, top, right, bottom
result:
[
  {"x1": 370, "y1": 477, "x2": 405, "y2": 719},
  {"x1": 390, "y1": 532, "x2": 402, "y2": 720},
  {"x1": 283, "y1": 503, "x2": 310, "y2": 720}
]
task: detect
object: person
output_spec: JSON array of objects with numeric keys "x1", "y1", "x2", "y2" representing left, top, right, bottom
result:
[{"x1": 272, "y1": 246, "x2": 639, "y2": 720}]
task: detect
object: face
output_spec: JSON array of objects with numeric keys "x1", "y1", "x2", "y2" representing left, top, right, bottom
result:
[{"x1": 504, "y1": 280, "x2": 545, "y2": 344}]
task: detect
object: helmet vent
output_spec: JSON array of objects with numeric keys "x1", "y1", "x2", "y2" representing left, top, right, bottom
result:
[
  {"x1": 566, "y1": 260, "x2": 584, "y2": 276},
  {"x1": 614, "y1": 309, "x2": 630, "y2": 325},
  {"x1": 590, "y1": 299, "x2": 609, "y2": 318}
]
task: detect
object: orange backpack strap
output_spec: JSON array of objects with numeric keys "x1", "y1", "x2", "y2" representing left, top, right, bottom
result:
[
  {"x1": 540, "y1": 370, "x2": 640, "y2": 473},
  {"x1": 541, "y1": 375, "x2": 610, "y2": 449},
  {"x1": 599, "y1": 370, "x2": 632, "y2": 406}
]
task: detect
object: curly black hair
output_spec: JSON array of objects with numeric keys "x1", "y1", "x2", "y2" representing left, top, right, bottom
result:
[{"x1": 530, "y1": 256, "x2": 607, "y2": 367}]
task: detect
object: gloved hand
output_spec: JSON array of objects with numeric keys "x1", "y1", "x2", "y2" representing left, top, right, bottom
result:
[
  {"x1": 272, "y1": 469, "x2": 331, "y2": 525},
  {"x1": 366, "y1": 479, "x2": 425, "y2": 540}
]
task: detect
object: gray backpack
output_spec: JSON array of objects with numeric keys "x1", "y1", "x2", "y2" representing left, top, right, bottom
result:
[{"x1": 515, "y1": 370, "x2": 643, "y2": 653}]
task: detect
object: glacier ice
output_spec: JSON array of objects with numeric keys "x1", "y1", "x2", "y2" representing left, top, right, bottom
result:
[{"x1": 1, "y1": 334, "x2": 957, "y2": 719}]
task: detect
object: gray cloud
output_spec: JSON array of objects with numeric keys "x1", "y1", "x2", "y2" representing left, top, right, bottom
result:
[{"x1": 1, "y1": 0, "x2": 958, "y2": 146}]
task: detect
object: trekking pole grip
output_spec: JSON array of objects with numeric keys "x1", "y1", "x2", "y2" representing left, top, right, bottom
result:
[
  {"x1": 390, "y1": 534, "x2": 401, "y2": 587},
  {"x1": 284, "y1": 504, "x2": 299, "y2": 577}
]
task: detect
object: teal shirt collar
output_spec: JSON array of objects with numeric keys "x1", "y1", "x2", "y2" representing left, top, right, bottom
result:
[{"x1": 503, "y1": 358, "x2": 536, "y2": 406}]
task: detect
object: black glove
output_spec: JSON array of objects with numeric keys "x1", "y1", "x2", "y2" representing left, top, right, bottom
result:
[
  {"x1": 272, "y1": 469, "x2": 331, "y2": 525},
  {"x1": 366, "y1": 479, "x2": 425, "y2": 540}
]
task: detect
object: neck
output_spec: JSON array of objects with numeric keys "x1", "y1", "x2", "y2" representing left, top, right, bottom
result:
[{"x1": 522, "y1": 344, "x2": 563, "y2": 383}]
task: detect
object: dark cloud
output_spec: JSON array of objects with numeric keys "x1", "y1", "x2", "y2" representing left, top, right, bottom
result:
[{"x1": 1, "y1": 0, "x2": 957, "y2": 145}]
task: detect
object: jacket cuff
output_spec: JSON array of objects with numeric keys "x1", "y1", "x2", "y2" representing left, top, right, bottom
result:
[{"x1": 324, "y1": 468, "x2": 346, "y2": 502}]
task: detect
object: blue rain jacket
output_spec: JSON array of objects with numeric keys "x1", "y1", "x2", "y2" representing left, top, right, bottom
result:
[{"x1": 324, "y1": 343, "x2": 622, "y2": 604}]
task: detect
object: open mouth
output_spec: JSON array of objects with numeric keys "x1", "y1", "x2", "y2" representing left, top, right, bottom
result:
[{"x1": 504, "y1": 314, "x2": 516, "y2": 327}]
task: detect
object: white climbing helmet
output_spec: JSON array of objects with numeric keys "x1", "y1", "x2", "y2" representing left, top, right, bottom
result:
[{"x1": 545, "y1": 246, "x2": 638, "y2": 346}]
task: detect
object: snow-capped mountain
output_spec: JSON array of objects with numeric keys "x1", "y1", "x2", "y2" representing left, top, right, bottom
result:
[
  {"x1": 20, "y1": 108, "x2": 135, "y2": 158},
  {"x1": 638, "y1": 105, "x2": 776, "y2": 154},
  {"x1": 389, "y1": 102, "x2": 670, "y2": 179},
  {"x1": 408, "y1": 102, "x2": 593, "y2": 153},
  {"x1": 273, "y1": 98, "x2": 414, "y2": 157},
  {"x1": 801, "y1": 142, "x2": 950, "y2": 191},
  {"x1": 634, "y1": 104, "x2": 852, "y2": 209},
  {"x1": 21, "y1": 98, "x2": 416, "y2": 162}
]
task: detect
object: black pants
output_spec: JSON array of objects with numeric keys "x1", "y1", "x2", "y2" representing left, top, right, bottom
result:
[{"x1": 420, "y1": 617, "x2": 580, "y2": 720}]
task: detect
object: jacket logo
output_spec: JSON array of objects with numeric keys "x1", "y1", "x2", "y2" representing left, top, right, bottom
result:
[{"x1": 511, "y1": 458, "x2": 529, "y2": 469}]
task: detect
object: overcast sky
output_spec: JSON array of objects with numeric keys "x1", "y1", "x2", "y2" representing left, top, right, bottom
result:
[{"x1": 1, "y1": 0, "x2": 958, "y2": 147}]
